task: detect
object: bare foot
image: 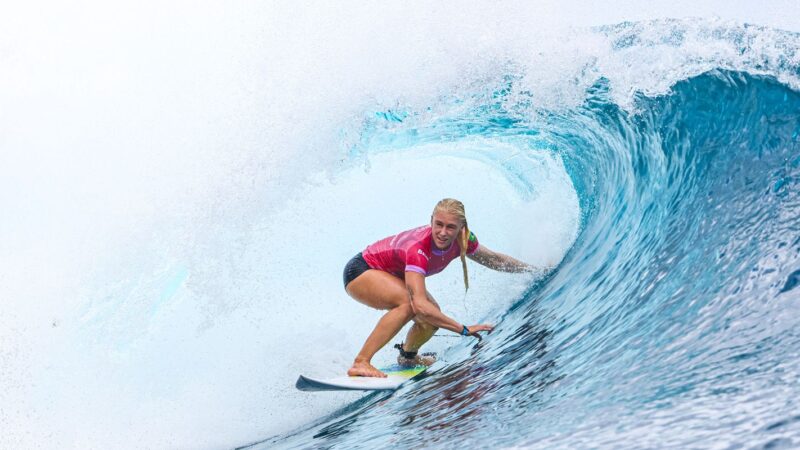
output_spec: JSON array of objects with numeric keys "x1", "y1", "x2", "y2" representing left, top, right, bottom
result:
[{"x1": 347, "y1": 360, "x2": 387, "y2": 378}]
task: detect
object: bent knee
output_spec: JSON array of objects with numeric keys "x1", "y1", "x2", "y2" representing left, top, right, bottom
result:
[
  {"x1": 395, "y1": 302, "x2": 415, "y2": 319},
  {"x1": 412, "y1": 316, "x2": 438, "y2": 331}
]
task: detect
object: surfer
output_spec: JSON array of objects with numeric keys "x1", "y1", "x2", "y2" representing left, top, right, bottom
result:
[{"x1": 343, "y1": 198, "x2": 536, "y2": 378}]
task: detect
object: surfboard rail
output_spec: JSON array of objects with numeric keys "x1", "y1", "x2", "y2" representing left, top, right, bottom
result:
[{"x1": 296, "y1": 365, "x2": 428, "y2": 392}]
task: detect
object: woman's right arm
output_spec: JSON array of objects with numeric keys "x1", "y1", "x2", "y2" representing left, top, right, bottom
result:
[{"x1": 404, "y1": 272, "x2": 494, "y2": 337}]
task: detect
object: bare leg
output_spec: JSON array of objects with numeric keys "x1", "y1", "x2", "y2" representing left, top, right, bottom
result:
[
  {"x1": 349, "y1": 303, "x2": 414, "y2": 377},
  {"x1": 345, "y1": 270, "x2": 415, "y2": 377},
  {"x1": 402, "y1": 291, "x2": 440, "y2": 353},
  {"x1": 403, "y1": 321, "x2": 438, "y2": 353}
]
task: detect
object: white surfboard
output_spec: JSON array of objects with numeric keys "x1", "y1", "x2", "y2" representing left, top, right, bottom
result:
[{"x1": 296, "y1": 364, "x2": 428, "y2": 392}]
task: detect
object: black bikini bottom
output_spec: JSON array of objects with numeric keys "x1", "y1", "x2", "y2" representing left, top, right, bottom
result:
[{"x1": 343, "y1": 252, "x2": 371, "y2": 289}]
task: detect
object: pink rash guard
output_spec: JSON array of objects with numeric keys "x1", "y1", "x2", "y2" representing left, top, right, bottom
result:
[{"x1": 362, "y1": 225, "x2": 480, "y2": 278}]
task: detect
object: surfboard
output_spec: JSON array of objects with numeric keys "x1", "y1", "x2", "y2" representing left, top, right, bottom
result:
[{"x1": 295, "y1": 364, "x2": 428, "y2": 392}]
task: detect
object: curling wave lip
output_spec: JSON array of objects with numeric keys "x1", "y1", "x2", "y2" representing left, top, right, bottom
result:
[{"x1": 263, "y1": 66, "x2": 800, "y2": 450}]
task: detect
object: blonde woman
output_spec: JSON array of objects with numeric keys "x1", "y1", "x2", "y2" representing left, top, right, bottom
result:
[{"x1": 343, "y1": 198, "x2": 534, "y2": 378}]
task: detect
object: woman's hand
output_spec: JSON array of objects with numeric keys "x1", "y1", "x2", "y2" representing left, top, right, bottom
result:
[{"x1": 465, "y1": 324, "x2": 494, "y2": 340}]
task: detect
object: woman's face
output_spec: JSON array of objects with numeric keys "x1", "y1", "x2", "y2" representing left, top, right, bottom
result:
[{"x1": 431, "y1": 211, "x2": 463, "y2": 250}]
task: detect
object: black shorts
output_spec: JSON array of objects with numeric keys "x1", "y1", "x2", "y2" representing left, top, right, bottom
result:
[{"x1": 343, "y1": 252, "x2": 371, "y2": 289}]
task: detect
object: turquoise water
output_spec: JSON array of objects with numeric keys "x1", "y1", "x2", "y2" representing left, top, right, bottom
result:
[
  {"x1": 254, "y1": 24, "x2": 800, "y2": 450},
  {"x1": 4, "y1": 9, "x2": 800, "y2": 450}
]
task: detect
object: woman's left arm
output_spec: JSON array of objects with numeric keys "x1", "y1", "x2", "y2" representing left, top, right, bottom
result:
[{"x1": 467, "y1": 245, "x2": 539, "y2": 273}]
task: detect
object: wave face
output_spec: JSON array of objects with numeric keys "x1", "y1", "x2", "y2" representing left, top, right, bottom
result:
[
  {"x1": 4, "y1": 7, "x2": 800, "y2": 450},
  {"x1": 261, "y1": 25, "x2": 800, "y2": 450}
]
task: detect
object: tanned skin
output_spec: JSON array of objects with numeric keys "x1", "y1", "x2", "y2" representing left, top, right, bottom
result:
[{"x1": 345, "y1": 211, "x2": 535, "y2": 377}]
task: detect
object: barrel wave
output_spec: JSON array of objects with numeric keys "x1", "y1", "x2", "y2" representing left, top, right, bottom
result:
[
  {"x1": 258, "y1": 26, "x2": 800, "y2": 450},
  {"x1": 4, "y1": 10, "x2": 800, "y2": 450}
]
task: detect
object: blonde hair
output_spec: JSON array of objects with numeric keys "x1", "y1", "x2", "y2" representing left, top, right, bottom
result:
[{"x1": 432, "y1": 198, "x2": 470, "y2": 291}]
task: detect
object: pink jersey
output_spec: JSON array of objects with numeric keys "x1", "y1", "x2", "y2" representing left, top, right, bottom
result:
[{"x1": 362, "y1": 225, "x2": 479, "y2": 278}]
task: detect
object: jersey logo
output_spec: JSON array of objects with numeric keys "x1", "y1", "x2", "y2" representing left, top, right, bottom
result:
[
  {"x1": 417, "y1": 249, "x2": 430, "y2": 260},
  {"x1": 468, "y1": 232, "x2": 477, "y2": 243}
]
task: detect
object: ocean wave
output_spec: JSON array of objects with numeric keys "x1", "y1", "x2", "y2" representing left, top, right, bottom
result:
[{"x1": 262, "y1": 21, "x2": 800, "y2": 450}]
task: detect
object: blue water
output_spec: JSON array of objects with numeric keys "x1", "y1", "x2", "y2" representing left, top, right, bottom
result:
[
  {"x1": 5, "y1": 10, "x2": 800, "y2": 449},
  {"x1": 252, "y1": 28, "x2": 800, "y2": 450}
]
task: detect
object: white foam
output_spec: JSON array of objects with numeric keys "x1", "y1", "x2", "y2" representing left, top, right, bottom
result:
[{"x1": 1, "y1": 1, "x2": 798, "y2": 448}]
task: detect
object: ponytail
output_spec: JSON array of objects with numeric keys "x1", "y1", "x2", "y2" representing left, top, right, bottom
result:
[
  {"x1": 459, "y1": 224, "x2": 470, "y2": 291},
  {"x1": 433, "y1": 198, "x2": 470, "y2": 292}
]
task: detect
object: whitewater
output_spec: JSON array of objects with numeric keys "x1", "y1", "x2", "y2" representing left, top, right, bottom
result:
[{"x1": 1, "y1": 2, "x2": 799, "y2": 449}]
